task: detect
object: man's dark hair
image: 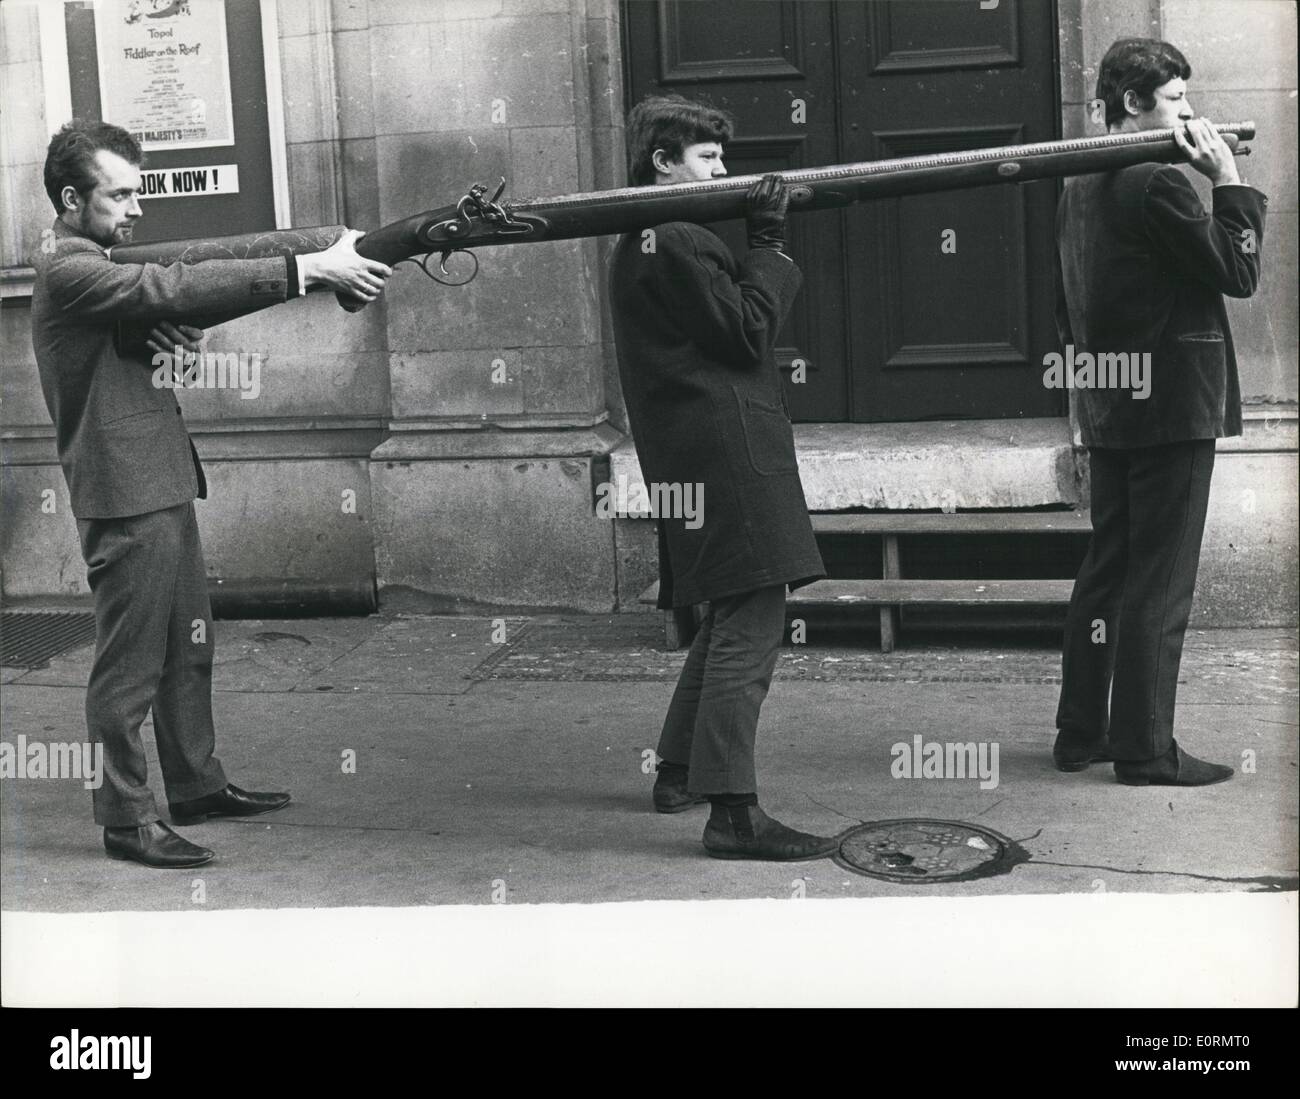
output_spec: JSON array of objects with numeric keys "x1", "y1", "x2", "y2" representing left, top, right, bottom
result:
[
  {"x1": 1096, "y1": 38, "x2": 1192, "y2": 128},
  {"x1": 626, "y1": 94, "x2": 734, "y2": 185},
  {"x1": 43, "y1": 120, "x2": 143, "y2": 213}
]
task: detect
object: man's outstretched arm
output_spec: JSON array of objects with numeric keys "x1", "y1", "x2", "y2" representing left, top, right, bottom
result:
[{"x1": 49, "y1": 227, "x2": 391, "y2": 323}]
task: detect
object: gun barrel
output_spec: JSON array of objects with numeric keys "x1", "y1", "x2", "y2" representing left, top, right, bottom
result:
[
  {"x1": 110, "y1": 121, "x2": 1256, "y2": 270},
  {"x1": 486, "y1": 121, "x2": 1255, "y2": 246}
]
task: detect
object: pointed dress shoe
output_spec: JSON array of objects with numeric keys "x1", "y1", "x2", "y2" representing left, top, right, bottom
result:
[
  {"x1": 104, "y1": 821, "x2": 214, "y2": 869},
  {"x1": 702, "y1": 804, "x2": 841, "y2": 862},
  {"x1": 1053, "y1": 730, "x2": 1114, "y2": 772},
  {"x1": 169, "y1": 783, "x2": 291, "y2": 825},
  {"x1": 1114, "y1": 740, "x2": 1234, "y2": 787},
  {"x1": 653, "y1": 765, "x2": 709, "y2": 813}
]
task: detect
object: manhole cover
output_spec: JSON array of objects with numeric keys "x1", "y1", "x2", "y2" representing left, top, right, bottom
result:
[{"x1": 836, "y1": 818, "x2": 1026, "y2": 884}]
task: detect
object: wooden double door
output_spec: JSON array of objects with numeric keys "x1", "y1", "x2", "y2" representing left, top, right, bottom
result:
[{"x1": 622, "y1": 0, "x2": 1066, "y2": 423}]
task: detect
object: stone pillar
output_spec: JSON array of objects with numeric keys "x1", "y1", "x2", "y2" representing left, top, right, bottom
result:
[
  {"x1": 357, "y1": 0, "x2": 623, "y2": 611},
  {"x1": 1, "y1": 2, "x2": 74, "y2": 598}
]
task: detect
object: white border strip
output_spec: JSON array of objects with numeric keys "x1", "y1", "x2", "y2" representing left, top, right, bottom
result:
[{"x1": 3, "y1": 893, "x2": 1297, "y2": 1007}]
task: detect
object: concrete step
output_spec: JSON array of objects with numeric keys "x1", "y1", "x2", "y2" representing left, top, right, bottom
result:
[
  {"x1": 609, "y1": 418, "x2": 1079, "y2": 512},
  {"x1": 639, "y1": 578, "x2": 1075, "y2": 607},
  {"x1": 634, "y1": 496, "x2": 1087, "y2": 651},
  {"x1": 788, "y1": 579, "x2": 1076, "y2": 605},
  {"x1": 810, "y1": 511, "x2": 1091, "y2": 535}
]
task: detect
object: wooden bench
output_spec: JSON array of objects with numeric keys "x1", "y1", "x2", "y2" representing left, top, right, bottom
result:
[{"x1": 639, "y1": 509, "x2": 1092, "y2": 651}]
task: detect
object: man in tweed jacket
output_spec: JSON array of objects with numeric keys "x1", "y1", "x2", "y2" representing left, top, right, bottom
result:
[{"x1": 32, "y1": 120, "x2": 391, "y2": 867}]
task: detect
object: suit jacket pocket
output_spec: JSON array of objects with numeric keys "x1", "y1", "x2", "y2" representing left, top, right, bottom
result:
[
  {"x1": 1177, "y1": 332, "x2": 1225, "y2": 342},
  {"x1": 735, "y1": 388, "x2": 799, "y2": 476},
  {"x1": 101, "y1": 407, "x2": 165, "y2": 435}
]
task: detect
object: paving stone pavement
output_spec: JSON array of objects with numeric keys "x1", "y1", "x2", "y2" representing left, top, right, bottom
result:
[{"x1": 1, "y1": 613, "x2": 1296, "y2": 913}]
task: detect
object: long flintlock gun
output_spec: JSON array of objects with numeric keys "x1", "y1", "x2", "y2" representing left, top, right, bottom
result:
[{"x1": 110, "y1": 121, "x2": 1254, "y2": 327}]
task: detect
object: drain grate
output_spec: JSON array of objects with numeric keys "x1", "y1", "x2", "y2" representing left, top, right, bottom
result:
[
  {"x1": 0, "y1": 611, "x2": 97, "y2": 669},
  {"x1": 836, "y1": 818, "x2": 1027, "y2": 884}
]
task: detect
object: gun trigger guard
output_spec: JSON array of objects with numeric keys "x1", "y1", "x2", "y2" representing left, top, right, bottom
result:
[{"x1": 418, "y1": 248, "x2": 478, "y2": 287}]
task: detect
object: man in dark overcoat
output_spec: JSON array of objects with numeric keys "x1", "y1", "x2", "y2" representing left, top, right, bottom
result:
[
  {"x1": 610, "y1": 95, "x2": 837, "y2": 860},
  {"x1": 1052, "y1": 40, "x2": 1267, "y2": 785}
]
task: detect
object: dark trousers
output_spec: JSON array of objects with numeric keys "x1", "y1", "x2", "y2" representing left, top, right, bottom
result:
[
  {"x1": 1056, "y1": 440, "x2": 1216, "y2": 761},
  {"x1": 76, "y1": 501, "x2": 227, "y2": 826},
  {"x1": 657, "y1": 585, "x2": 786, "y2": 794}
]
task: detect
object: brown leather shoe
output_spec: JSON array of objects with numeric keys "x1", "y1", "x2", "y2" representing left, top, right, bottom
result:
[
  {"x1": 170, "y1": 783, "x2": 290, "y2": 825},
  {"x1": 1053, "y1": 730, "x2": 1113, "y2": 772},
  {"x1": 653, "y1": 766, "x2": 709, "y2": 813},
  {"x1": 1114, "y1": 741, "x2": 1234, "y2": 787},
  {"x1": 104, "y1": 822, "x2": 214, "y2": 869},
  {"x1": 702, "y1": 804, "x2": 840, "y2": 861}
]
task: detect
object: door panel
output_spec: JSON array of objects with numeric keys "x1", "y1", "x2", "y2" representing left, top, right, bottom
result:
[
  {"x1": 702, "y1": 134, "x2": 848, "y2": 422},
  {"x1": 623, "y1": 0, "x2": 848, "y2": 421},
  {"x1": 621, "y1": 0, "x2": 1064, "y2": 424},
  {"x1": 857, "y1": 124, "x2": 1045, "y2": 419},
  {"x1": 839, "y1": 0, "x2": 1061, "y2": 421},
  {"x1": 866, "y1": 0, "x2": 1021, "y2": 72},
  {"x1": 656, "y1": 0, "x2": 805, "y2": 81}
]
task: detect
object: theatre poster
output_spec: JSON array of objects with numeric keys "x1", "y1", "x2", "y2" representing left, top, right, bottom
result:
[{"x1": 94, "y1": 0, "x2": 235, "y2": 151}]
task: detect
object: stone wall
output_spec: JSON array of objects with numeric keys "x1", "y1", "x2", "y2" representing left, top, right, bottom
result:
[
  {"x1": 1, "y1": 0, "x2": 627, "y2": 613},
  {"x1": 348, "y1": 0, "x2": 625, "y2": 612},
  {"x1": 1, "y1": 0, "x2": 1294, "y2": 625},
  {"x1": 1057, "y1": 0, "x2": 1299, "y2": 625},
  {"x1": 1058, "y1": 0, "x2": 1298, "y2": 404}
]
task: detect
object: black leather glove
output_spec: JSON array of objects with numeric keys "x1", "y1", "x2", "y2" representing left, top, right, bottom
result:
[{"x1": 745, "y1": 173, "x2": 790, "y2": 252}]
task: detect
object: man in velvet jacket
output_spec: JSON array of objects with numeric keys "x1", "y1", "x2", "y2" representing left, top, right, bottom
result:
[
  {"x1": 610, "y1": 95, "x2": 837, "y2": 860},
  {"x1": 1052, "y1": 40, "x2": 1267, "y2": 786},
  {"x1": 32, "y1": 120, "x2": 391, "y2": 868}
]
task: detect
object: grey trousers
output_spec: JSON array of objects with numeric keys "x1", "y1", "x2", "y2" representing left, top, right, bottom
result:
[
  {"x1": 77, "y1": 501, "x2": 228, "y2": 826},
  {"x1": 656, "y1": 584, "x2": 787, "y2": 794}
]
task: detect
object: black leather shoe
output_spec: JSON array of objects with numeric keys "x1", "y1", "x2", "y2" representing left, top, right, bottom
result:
[
  {"x1": 653, "y1": 766, "x2": 709, "y2": 813},
  {"x1": 169, "y1": 783, "x2": 291, "y2": 824},
  {"x1": 703, "y1": 804, "x2": 840, "y2": 861},
  {"x1": 1053, "y1": 730, "x2": 1113, "y2": 772},
  {"x1": 104, "y1": 822, "x2": 214, "y2": 869},
  {"x1": 1114, "y1": 741, "x2": 1234, "y2": 787}
]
